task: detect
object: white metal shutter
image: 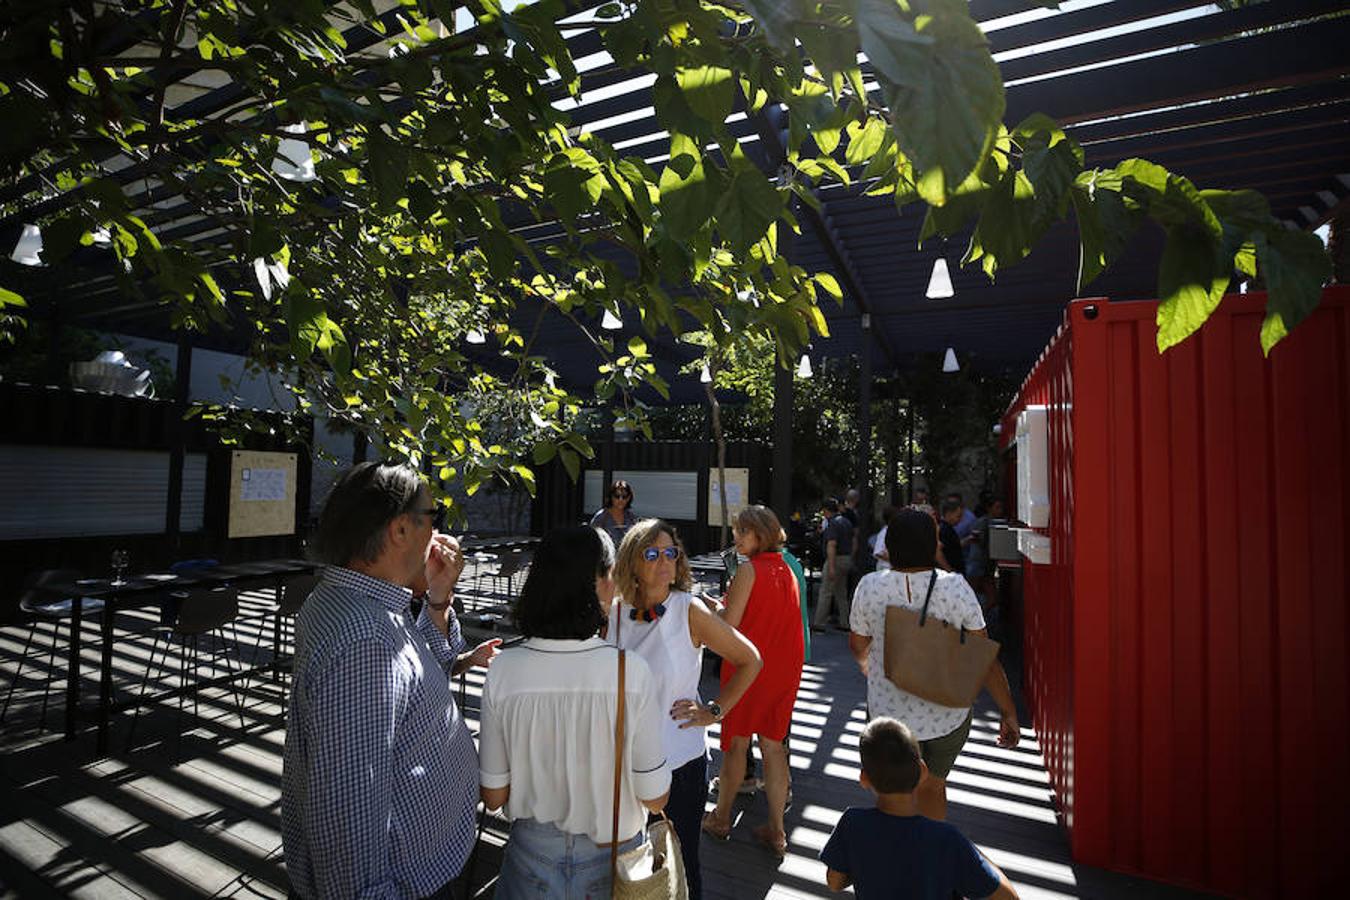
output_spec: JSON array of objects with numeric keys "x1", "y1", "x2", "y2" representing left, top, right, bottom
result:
[
  {"x1": 0, "y1": 445, "x2": 175, "y2": 539},
  {"x1": 583, "y1": 469, "x2": 699, "y2": 522}
]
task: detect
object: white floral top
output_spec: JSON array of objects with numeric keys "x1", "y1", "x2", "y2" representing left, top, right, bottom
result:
[{"x1": 849, "y1": 569, "x2": 986, "y2": 741}]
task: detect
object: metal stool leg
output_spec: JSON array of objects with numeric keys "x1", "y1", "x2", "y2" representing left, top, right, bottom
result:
[
  {"x1": 218, "y1": 624, "x2": 249, "y2": 730},
  {"x1": 37, "y1": 620, "x2": 63, "y2": 732},
  {"x1": 126, "y1": 631, "x2": 163, "y2": 749},
  {"x1": 1, "y1": 621, "x2": 40, "y2": 724}
]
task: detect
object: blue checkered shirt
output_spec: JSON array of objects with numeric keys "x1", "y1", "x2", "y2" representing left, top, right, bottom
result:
[{"x1": 281, "y1": 566, "x2": 479, "y2": 899}]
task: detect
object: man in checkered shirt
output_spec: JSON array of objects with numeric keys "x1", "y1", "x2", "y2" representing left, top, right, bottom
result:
[{"x1": 282, "y1": 462, "x2": 500, "y2": 898}]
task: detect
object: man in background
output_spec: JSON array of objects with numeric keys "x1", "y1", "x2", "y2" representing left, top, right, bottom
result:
[{"x1": 812, "y1": 497, "x2": 856, "y2": 631}]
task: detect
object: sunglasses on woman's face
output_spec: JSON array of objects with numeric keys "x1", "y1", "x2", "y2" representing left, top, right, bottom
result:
[
  {"x1": 642, "y1": 546, "x2": 680, "y2": 562},
  {"x1": 613, "y1": 491, "x2": 630, "y2": 499}
]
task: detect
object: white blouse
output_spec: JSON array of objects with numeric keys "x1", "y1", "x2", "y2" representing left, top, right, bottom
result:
[
  {"x1": 608, "y1": 591, "x2": 708, "y2": 769},
  {"x1": 478, "y1": 636, "x2": 671, "y2": 843},
  {"x1": 849, "y1": 569, "x2": 987, "y2": 741}
]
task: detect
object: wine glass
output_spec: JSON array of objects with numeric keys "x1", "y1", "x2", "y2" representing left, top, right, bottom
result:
[{"x1": 110, "y1": 549, "x2": 130, "y2": 586}]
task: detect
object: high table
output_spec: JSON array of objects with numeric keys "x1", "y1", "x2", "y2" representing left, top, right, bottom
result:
[{"x1": 44, "y1": 558, "x2": 318, "y2": 754}]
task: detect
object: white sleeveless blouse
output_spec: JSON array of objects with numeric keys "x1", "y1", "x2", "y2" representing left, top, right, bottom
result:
[{"x1": 608, "y1": 590, "x2": 707, "y2": 768}]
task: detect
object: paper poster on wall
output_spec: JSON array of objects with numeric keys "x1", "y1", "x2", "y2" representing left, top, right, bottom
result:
[
  {"x1": 228, "y1": 450, "x2": 298, "y2": 538},
  {"x1": 706, "y1": 467, "x2": 750, "y2": 526},
  {"x1": 240, "y1": 467, "x2": 287, "y2": 501}
]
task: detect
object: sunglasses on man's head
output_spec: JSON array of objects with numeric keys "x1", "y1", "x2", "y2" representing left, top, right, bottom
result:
[{"x1": 642, "y1": 546, "x2": 681, "y2": 562}]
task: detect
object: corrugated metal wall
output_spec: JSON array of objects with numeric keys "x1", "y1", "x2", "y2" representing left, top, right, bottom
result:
[{"x1": 1002, "y1": 288, "x2": 1349, "y2": 896}]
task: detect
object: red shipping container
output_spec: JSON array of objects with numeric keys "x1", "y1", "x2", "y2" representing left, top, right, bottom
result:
[{"x1": 1000, "y1": 287, "x2": 1349, "y2": 897}]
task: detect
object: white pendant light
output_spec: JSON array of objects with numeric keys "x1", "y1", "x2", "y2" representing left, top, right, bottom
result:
[
  {"x1": 796, "y1": 353, "x2": 813, "y2": 378},
  {"x1": 926, "y1": 257, "x2": 954, "y2": 299},
  {"x1": 601, "y1": 309, "x2": 622, "y2": 330},
  {"x1": 10, "y1": 223, "x2": 43, "y2": 266},
  {"x1": 272, "y1": 123, "x2": 316, "y2": 182},
  {"x1": 699, "y1": 363, "x2": 712, "y2": 384},
  {"x1": 466, "y1": 328, "x2": 487, "y2": 344},
  {"x1": 942, "y1": 347, "x2": 959, "y2": 373}
]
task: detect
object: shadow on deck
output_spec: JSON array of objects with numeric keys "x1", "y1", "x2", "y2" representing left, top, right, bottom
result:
[{"x1": 0, "y1": 589, "x2": 1212, "y2": 899}]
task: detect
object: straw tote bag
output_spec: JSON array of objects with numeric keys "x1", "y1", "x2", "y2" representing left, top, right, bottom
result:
[
  {"x1": 883, "y1": 571, "x2": 1000, "y2": 709},
  {"x1": 608, "y1": 642, "x2": 688, "y2": 900}
]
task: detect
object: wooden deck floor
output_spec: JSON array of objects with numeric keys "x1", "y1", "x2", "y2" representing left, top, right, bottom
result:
[{"x1": 0, "y1": 583, "x2": 1212, "y2": 899}]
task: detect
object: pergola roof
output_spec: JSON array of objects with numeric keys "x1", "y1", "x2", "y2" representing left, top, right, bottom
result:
[{"x1": 7, "y1": 0, "x2": 1349, "y2": 402}]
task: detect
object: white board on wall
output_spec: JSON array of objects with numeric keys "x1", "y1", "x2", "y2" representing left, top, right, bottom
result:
[
  {"x1": 706, "y1": 467, "x2": 750, "y2": 526},
  {"x1": 583, "y1": 469, "x2": 699, "y2": 521},
  {"x1": 228, "y1": 450, "x2": 298, "y2": 538}
]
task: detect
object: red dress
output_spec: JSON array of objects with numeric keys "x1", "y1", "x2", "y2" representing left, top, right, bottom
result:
[{"x1": 718, "y1": 552, "x2": 805, "y2": 749}]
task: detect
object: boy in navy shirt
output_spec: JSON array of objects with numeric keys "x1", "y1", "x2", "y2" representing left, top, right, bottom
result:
[{"x1": 820, "y1": 717, "x2": 1018, "y2": 899}]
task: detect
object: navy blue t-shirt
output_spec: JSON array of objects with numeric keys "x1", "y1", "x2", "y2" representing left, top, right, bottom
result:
[
  {"x1": 820, "y1": 807, "x2": 1000, "y2": 899},
  {"x1": 824, "y1": 514, "x2": 856, "y2": 556}
]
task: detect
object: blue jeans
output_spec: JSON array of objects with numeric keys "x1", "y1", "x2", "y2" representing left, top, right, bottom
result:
[
  {"x1": 496, "y1": 818, "x2": 645, "y2": 900},
  {"x1": 665, "y1": 755, "x2": 708, "y2": 900}
]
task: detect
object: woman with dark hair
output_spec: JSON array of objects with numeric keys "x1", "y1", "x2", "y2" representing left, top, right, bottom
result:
[
  {"x1": 701, "y1": 505, "x2": 804, "y2": 858},
  {"x1": 610, "y1": 518, "x2": 762, "y2": 900},
  {"x1": 590, "y1": 479, "x2": 637, "y2": 546},
  {"x1": 846, "y1": 508, "x2": 1021, "y2": 821},
  {"x1": 479, "y1": 526, "x2": 671, "y2": 899}
]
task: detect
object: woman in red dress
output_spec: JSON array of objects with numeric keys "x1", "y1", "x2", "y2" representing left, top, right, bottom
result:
[{"x1": 701, "y1": 505, "x2": 804, "y2": 857}]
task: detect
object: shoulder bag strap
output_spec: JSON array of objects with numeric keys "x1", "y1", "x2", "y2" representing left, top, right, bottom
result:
[
  {"x1": 918, "y1": 570, "x2": 938, "y2": 626},
  {"x1": 609, "y1": 618, "x2": 627, "y2": 895}
]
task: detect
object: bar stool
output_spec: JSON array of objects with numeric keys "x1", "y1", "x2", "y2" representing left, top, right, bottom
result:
[
  {"x1": 2, "y1": 569, "x2": 102, "y2": 733},
  {"x1": 126, "y1": 585, "x2": 246, "y2": 755}
]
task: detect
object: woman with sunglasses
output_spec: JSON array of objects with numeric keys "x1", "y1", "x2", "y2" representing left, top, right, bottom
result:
[
  {"x1": 590, "y1": 479, "x2": 637, "y2": 547},
  {"x1": 610, "y1": 519, "x2": 762, "y2": 900}
]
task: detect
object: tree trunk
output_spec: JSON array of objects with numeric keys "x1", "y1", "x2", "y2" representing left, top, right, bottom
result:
[{"x1": 705, "y1": 366, "x2": 730, "y2": 549}]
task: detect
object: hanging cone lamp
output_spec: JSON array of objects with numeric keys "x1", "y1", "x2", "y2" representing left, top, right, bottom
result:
[{"x1": 926, "y1": 257, "x2": 954, "y2": 299}]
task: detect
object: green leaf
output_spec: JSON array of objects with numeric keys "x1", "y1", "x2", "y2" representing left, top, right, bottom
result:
[
  {"x1": 866, "y1": 2, "x2": 1002, "y2": 204},
  {"x1": 814, "y1": 272, "x2": 843, "y2": 301},
  {"x1": 742, "y1": 0, "x2": 799, "y2": 52},
  {"x1": 559, "y1": 446, "x2": 581, "y2": 482},
  {"x1": 367, "y1": 128, "x2": 409, "y2": 215},
  {"x1": 1156, "y1": 226, "x2": 1229, "y2": 353},
  {"x1": 1258, "y1": 228, "x2": 1332, "y2": 354},
  {"x1": 715, "y1": 156, "x2": 783, "y2": 255},
  {"x1": 287, "y1": 292, "x2": 329, "y2": 357},
  {"x1": 658, "y1": 134, "x2": 712, "y2": 241},
  {"x1": 1071, "y1": 172, "x2": 1140, "y2": 290},
  {"x1": 479, "y1": 230, "x2": 518, "y2": 280},
  {"x1": 545, "y1": 148, "x2": 605, "y2": 222},
  {"x1": 845, "y1": 118, "x2": 887, "y2": 167},
  {"x1": 532, "y1": 441, "x2": 558, "y2": 465},
  {"x1": 653, "y1": 74, "x2": 705, "y2": 140},
  {"x1": 799, "y1": 22, "x2": 860, "y2": 77},
  {"x1": 1203, "y1": 188, "x2": 1271, "y2": 273},
  {"x1": 0, "y1": 287, "x2": 26, "y2": 309},
  {"x1": 513, "y1": 464, "x2": 537, "y2": 494},
  {"x1": 676, "y1": 66, "x2": 733, "y2": 127},
  {"x1": 855, "y1": 0, "x2": 930, "y2": 87},
  {"x1": 967, "y1": 170, "x2": 1036, "y2": 278},
  {"x1": 198, "y1": 271, "x2": 224, "y2": 306}
]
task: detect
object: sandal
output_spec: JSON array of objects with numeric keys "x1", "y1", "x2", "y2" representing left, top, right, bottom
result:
[
  {"x1": 700, "y1": 814, "x2": 732, "y2": 841},
  {"x1": 752, "y1": 825, "x2": 787, "y2": 859}
]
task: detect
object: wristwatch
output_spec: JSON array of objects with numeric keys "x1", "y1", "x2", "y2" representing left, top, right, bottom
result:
[{"x1": 705, "y1": 700, "x2": 724, "y2": 721}]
